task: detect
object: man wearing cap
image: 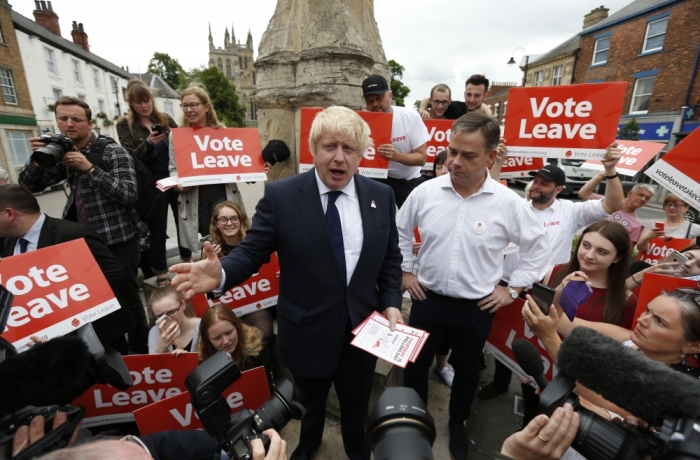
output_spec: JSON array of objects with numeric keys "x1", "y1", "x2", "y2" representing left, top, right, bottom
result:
[
  {"x1": 362, "y1": 74, "x2": 430, "y2": 207},
  {"x1": 478, "y1": 142, "x2": 624, "y2": 400}
]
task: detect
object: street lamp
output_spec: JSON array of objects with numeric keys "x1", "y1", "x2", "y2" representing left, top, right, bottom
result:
[{"x1": 508, "y1": 47, "x2": 529, "y2": 87}]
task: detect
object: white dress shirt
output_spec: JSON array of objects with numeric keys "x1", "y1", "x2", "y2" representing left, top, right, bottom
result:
[
  {"x1": 396, "y1": 172, "x2": 551, "y2": 298},
  {"x1": 13, "y1": 213, "x2": 46, "y2": 255}
]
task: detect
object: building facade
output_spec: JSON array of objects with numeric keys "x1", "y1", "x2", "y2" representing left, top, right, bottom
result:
[{"x1": 208, "y1": 25, "x2": 257, "y2": 125}]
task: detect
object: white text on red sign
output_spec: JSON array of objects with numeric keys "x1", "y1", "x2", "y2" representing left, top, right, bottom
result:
[
  {"x1": 191, "y1": 135, "x2": 252, "y2": 169},
  {"x1": 519, "y1": 97, "x2": 596, "y2": 140}
]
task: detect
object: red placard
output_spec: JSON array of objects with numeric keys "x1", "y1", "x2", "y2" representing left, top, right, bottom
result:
[
  {"x1": 299, "y1": 107, "x2": 392, "y2": 178},
  {"x1": 72, "y1": 353, "x2": 199, "y2": 427},
  {"x1": 190, "y1": 254, "x2": 280, "y2": 317},
  {"x1": 504, "y1": 82, "x2": 626, "y2": 159},
  {"x1": 645, "y1": 127, "x2": 700, "y2": 211},
  {"x1": 632, "y1": 273, "x2": 699, "y2": 330},
  {"x1": 498, "y1": 156, "x2": 545, "y2": 179},
  {"x1": 171, "y1": 127, "x2": 266, "y2": 186},
  {"x1": 134, "y1": 366, "x2": 271, "y2": 435},
  {"x1": 583, "y1": 140, "x2": 664, "y2": 176},
  {"x1": 635, "y1": 237, "x2": 692, "y2": 265},
  {"x1": 0, "y1": 239, "x2": 120, "y2": 353},
  {"x1": 485, "y1": 298, "x2": 557, "y2": 382},
  {"x1": 422, "y1": 119, "x2": 453, "y2": 170}
]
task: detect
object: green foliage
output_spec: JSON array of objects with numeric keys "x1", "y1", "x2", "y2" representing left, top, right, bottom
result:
[
  {"x1": 179, "y1": 66, "x2": 205, "y2": 92},
  {"x1": 413, "y1": 99, "x2": 421, "y2": 110},
  {"x1": 388, "y1": 59, "x2": 410, "y2": 107},
  {"x1": 619, "y1": 117, "x2": 640, "y2": 141},
  {"x1": 147, "y1": 52, "x2": 185, "y2": 90},
  {"x1": 195, "y1": 67, "x2": 246, "y2": 127}
]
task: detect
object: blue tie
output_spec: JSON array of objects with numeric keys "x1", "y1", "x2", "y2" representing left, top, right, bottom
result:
[
  {"x1": 19, "y1": 238, "x2": 29, "y2": 253},
  {"x1": 325, "y1": 191, "x2": 346, "y2": 282}
]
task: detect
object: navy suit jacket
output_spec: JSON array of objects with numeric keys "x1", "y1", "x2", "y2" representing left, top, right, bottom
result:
[{"x1": 221, "y1": 170, "x2": 403, "y2": 379}]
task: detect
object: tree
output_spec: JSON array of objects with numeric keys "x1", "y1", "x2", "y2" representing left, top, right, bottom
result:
[
  {"x1": 196, "y1": 67, "x2": 247, "y2": 127},
  {"x1": 147, "y1": 52, "x2": 185, "y2": 90},
  {"x1": 619, "y1": 117, "x2": 640, "y2": 141},
  {"x1": 179, "y1": 66, "x2": 205, "y2": 92},
  {"x1": 388, "y1": 59, "x2": 410, "y2": 107}
]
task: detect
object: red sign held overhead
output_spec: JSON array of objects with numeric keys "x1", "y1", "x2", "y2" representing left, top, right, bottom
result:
[
  {"x1": 299, "y1": 107, "x2": 392, "y2": 179},
  {"x1": 0, "y1": 239, "x2": 121, "y2": 353},
  {"x1": 171, "y1": 127, "x2": 266, "y2": 186},
  {"x1": 582, "y1": 140, "x2": 665, "y2": 176},
  {"x1": 504, "y1": 82, "x2": 626, "y2": 159}
]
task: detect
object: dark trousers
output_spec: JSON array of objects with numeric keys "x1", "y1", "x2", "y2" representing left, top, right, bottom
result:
[
  {"x1": 292, "y1": 327, "x2": 375, "y2": 460},
  {"x1": 109, "y1": 237, "x2": 149, "y2": 354},
  {"x1": 404, "y1": 291, "x2": 494, "y2": 424},
  {"x1": 150, "y1": 187, "x2": 192, "y2": 272},
  {"x1": 493, "y1": 359, "x2": 513, "y2": 389},
  {"x1": 374, "y1": 176, "x2": 424, "y2": 208}
]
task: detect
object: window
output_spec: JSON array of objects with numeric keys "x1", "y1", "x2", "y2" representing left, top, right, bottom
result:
[
  {"x1": 226, "y1": 60, "x2": 231, "y2": 76},
  {"x1": 110, "y1": 76, "x2": 118, "y2": 93},
  {"x1": 552, "y1": 65, "x2": 563, "y2": 86},
  {"x1": 503, "y1": 101, "x2": 508, "y2": 116},
  {"x1": 252, "y1": 72, "x2": 256, "y2": 85},
  {"x1": 52, "y1": 88, "x2": 62, "y2": 102},
  {"x1": 44, "y1": 48, "x2": 57, "y2": 74},
  {"x1": 7, "y1": 132, "x2": 32, "y2": 166},
  {"x1": 93, "y1": 68, "x2": 101, "y2": 89},
  {"x1": 113, "y1": 102, "x2": 120, "y2": 117},
  {"x1": 643, "y1": 17, "x2": 668, "y2": 53},
  {"x1": 0, "y1": 68, "x2": 18, "y2": 104},
  {"x1": 98, "y1": 99, "x2": 106, "y2": 114},
  {"x1": 630, "y1": 76, "x2": 655, "y2": 113},
  {"x1": 534, "y1": 71, "x2": 544, "y2": 87},
  {"x1": 217, "y1": 59, "x2": 222, "y2": 72},
  {"x1": 592, "y1": 36, "x2": 610, "y2": 65},
  {"x1": 0, "y1": 24, "x2": 4, "y2": 43},
  {"x1": 77, "y1": 94, "x2": 86, "y2": 102},
  {"x1": 72, "y1": 60, "x2": 82, "y2": 83},
  {"x1": 493, "y1": 103, "x2": 499, "y2": 117},
  {"x1": 164, "y1": 101, "x2": 174, "y2": 117},
  {"x1": 250, "y1": 101, "x2": 257, "y2": 121}
]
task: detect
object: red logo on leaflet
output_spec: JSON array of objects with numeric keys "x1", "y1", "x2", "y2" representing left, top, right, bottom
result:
[
  {"x1": 565, "y1": 151, "x2": 572, "y2": 157},
  {"x1": 256, "y1": 303, "x2": 262, "y2": 309},
  {"x1": 71, "y1": 318, "x2": 80, "y2": 327}
]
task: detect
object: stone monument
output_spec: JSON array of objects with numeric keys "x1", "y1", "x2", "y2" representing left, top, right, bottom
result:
[{"x1": 254, "y1": 0, "x2": 389, "y2": 180}]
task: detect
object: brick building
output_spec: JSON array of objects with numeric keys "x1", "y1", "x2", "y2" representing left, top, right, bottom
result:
[
  {"x1": 484, "y1": 82, "x2": 517, "y2": 126},
  {"x1": 0, "y1": 0, "x2": 38, "y2": 183}
]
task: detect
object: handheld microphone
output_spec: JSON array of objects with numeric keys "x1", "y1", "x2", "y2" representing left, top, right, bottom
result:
[
  {"x1": 512, "y1": 338, "x2": 549, "y2": 390},
  {"x1": 557, "y1": 327, "x2": 700, "y2": 422}
]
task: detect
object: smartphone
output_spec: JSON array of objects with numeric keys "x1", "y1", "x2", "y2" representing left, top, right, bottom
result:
[
  {"x1": 201, "y1": 234, "x2": 213, "y2": 244},
  {"x1": 151, "y1": 124, "x2": 163, "y2": 135},
  {"x1": 654, "y1": 222, "x2": 665, "y2": 231},
  {"x1": 530, "y1": 282, "x2": 556, "y2": 316},
  {"x1": 156, "y1": 314, "x2": 175, "y2": 330},
  {"x1": 560, "y1": 277, "x2": 593, "y2": 321},
  {"x1": 660, "y1": 250, "x2": 688, "y2": 269}
]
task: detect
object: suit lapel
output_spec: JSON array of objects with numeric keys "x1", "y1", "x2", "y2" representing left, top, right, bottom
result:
[{"x1": 295, "y1": 170, "x2": 346, "y2": 283}]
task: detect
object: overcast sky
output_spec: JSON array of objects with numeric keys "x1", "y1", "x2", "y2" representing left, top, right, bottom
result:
[{"x1": 13, "y1": 0, "x2": 632, "y2": 107}]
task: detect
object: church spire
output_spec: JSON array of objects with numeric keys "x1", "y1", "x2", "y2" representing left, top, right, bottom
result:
[
  {"x1": 224, "y1": 26, "x2": 230, "y2": 48},
  {"x1": 231, "y1": 23, "x2": 236, "y2": 46},
  {"x1": 208, "y1": 22, "x2": 213, "y2": 50},
  {"x1": 246, "y1": 28, "x2": 253, "y2": 50}
]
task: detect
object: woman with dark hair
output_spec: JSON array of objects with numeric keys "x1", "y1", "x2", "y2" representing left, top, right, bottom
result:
[
  {"x1": 117, "y1": 80, "x2": 190, "y2": 286},
  {"x1": 198, "y1": 305, "x2": 276, "y2": 390}
]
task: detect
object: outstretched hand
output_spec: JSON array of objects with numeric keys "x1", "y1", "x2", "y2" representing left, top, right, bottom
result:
[{"x1": 169, "y1": 241, "x2": 224, "y2": 299}]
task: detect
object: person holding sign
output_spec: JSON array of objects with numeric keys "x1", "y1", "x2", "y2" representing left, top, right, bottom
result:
[
  {"x1": 637, "y1": 194, "x2": 700, "y2": 252},
  {"x1": 147, "y1": 285, "x2": 201, "y2": 355},
  {"x1": 627, "y1": 243, "x2": 700, "y2": 288},
  {"x1": 362, "y1": 74, "x2": 430, "y2": 207},
  {"x1": 170, "y1": 106, "x2": 402, "y2": 460},
  {"x1": 168, "y1": 85, "x2": 246, "y2": 254}
]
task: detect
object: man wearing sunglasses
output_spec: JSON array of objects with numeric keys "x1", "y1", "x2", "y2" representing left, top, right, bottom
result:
[{"x1": 18, "y1": 96, "x2": 149, "y2": 354}]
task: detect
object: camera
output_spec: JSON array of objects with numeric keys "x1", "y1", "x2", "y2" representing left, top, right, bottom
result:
[
  {"x1": 31, "y1": 134, "x2": 75, "y2": 168},
  {"x1": 186, "y1": 351, "x2": 305, "y2": 460},
  {"x1": 366, "y1": 387, "x2": 436, "y2": 460},
  {"x1": 151, "y1": 124, "x2": 163, "y2": 135}
]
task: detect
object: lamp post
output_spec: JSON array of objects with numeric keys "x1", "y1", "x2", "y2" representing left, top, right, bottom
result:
[{"x1": 508, "y1": 47, "x2": 529, "y2": 87}]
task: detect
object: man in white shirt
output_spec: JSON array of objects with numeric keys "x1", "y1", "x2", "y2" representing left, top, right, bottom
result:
[
  {"x1": 362, "y1": 74, "x2": 430, "y2": 207},
  {"x1": 396, "y1": 112, "x2": 551, "y2": 460}
]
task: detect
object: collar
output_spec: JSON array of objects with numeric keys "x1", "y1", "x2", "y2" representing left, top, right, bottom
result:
[
  {"x1": 529, "y1": 198, "x2": 560, "y2": 212},
  {"x1": 21, "y1": 213, "x2": 46, "y2": 247},
  {"x1": 314, "y1": 170, "x2": 357, "y2": 198},
  {"x1": 79, "y1": 132, "x2": 98, "y2": 153},
  {"x1": 441, "y1": 168, "x2": 496, "y2": 197}
]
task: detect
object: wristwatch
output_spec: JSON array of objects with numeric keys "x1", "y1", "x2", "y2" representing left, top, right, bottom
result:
[{"x1": 506, "y1": 286, "x2": 518, "y2": 299}]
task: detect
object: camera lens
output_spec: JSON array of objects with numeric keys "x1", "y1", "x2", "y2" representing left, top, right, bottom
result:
[
  {"x1": 32, "y1": 144, "x2": 65, "y2": 167},
  {"x1": 572, "y1": 406, "x2": 640, "y2": 460},
  {"x1": 367, "y1": 387, "x2": 436, "y2": 460},
  {"x1": 253, "y1": 379, "x2": 305, "y2": 433}
]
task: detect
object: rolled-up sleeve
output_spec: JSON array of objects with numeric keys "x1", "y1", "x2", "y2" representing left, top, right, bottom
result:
[{"x1": 508, "y1": 204, "x2": 551, "y2": 288}]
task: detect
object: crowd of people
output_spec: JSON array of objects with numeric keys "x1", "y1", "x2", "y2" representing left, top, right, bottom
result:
[{"x1": 1, "y1": 72, "x2": 698, "y2": 460}]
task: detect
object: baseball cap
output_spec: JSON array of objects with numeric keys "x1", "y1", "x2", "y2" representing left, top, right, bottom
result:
[
  {"x1": 362, "y1": 75, "x2": 390, "y2": 97},
  {"x1": 528, "y1": 164, "x2": 566, "y2": 186},
  {"x1": 261, "y1": 140, "x2": 291, "y2": 165}
]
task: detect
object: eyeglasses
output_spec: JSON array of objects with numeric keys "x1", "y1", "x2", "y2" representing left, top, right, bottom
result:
[
  {"x1": 57, "y1": 116, "x2": 88, "y2": 123},
  {"x1": 664, "y1": 203, "x2": 687, "y2": 208},
  {"x1": 160, "y1": 301, "x2": 183, "y2": 318},
  {"x1": 217, "y1": 216, "x2": 240, "y2": 225},
  {"x1": 431, "y1": 100, "x2": 450, "y2": 106},
  {"x1": 180, "y1": 103, "x2": 202, "y2": 110},
  {"x1": 119, "y1": 435, "x2": 153, "y2": 458}
]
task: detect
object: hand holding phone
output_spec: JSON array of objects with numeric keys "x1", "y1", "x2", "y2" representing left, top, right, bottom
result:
[
  {"x1": 660, "y1": 250, "x2": 688, "y2": 269},
  {"x1": 156, "y1": 314, "x2": 176, "y2": 332},
  {"x1": 151, "y1": 124, "x2": 163, "y2": 135},
  {"x1": 530, "y1": 283, "x2": 556, "y2": 316}
]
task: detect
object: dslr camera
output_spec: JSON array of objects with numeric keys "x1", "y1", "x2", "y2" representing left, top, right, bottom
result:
[
  {"x1": 31, "y1": 134, "x2": 75, "y2": 168},
  {"x1": 186, "y1": 351, "x2": 305, "y2": 460}
]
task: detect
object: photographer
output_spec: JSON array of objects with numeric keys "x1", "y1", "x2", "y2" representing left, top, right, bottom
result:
[{"x1": 18, "y1": 96, "x2": 149, "y2": 354}]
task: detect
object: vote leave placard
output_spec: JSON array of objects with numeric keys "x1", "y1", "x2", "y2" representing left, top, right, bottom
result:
[
  {"x1": 0, "y1": 239, "x2": 120, "y2": 353},
  {"x1": 484, "y1": 298, "x2": 557, "y2": 383},
  {"x1": 645, "y1": 127, "x2": 700, "y2": 211},
  {"x1": 632, "y1": 273, "x2": 699, "y2": 330},
  {"x1": 498, "y1": 156, "x2": 545, "y2": 179},
  {"x1": 582, "y1": 140, "x2": 665, "y2": 176},
  {"x1": 299, "y1": 107, "x2": 392, "y2": 178},
  {"x1": 635, "y1": 237, "x2": 692, "y2": 265},
  {"x1": 504, "y1": 82, "x2": 626, "y2": 159},
  {"x1": 189, "y1": 253, "x2": 280, "y2": 317},
  {"x1": 172, "y1": 127, "x2": 265, "y2": 186},
  {"x1": 422, "y1": 119, "x2": 453, "y2": 170},
  {"x1": 134, "y1": 366, "x2": 270, "y2": 435},
  {"x1": 72, "y1": 353, "x2": 199, "y2": 427}
]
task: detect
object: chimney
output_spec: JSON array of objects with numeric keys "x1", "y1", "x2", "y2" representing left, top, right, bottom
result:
[
  {"x1": 583, "y1": 5, "x2": 609, "y2": 29},
  {"x1": 71, "y1": 21, "x2": 90, "y2": 52},
  {"x1": 33, "y1": 0, "x2": 61, "y2": 36}
]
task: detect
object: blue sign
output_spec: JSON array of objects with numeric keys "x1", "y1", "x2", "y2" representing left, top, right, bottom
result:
[
  {"x1": 682, "y1": 107, "x2": 696, "y2": 120},
  {"x1": 617, "y1": 121, "x2": 673, "y2": 141}
]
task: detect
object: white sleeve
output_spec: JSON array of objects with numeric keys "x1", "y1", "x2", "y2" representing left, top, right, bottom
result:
[
  {"x1": 571, "y1": 198, "x2": 610, "y2": 229},
  {"x1": 396, "y1": 192, "x2": 420, "y2": 273},
  {"x1": 508, "y1": 203, "x2": 552, "y2": 288}
]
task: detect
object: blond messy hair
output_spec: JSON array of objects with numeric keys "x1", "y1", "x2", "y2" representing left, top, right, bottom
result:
[{"x1": 309, "y1": 106, "x2": 372, "y2": 156}]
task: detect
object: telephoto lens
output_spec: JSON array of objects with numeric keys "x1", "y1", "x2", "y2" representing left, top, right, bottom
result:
[{"x1": 367, "y1": 387, "x2": 436, "y2": 460}]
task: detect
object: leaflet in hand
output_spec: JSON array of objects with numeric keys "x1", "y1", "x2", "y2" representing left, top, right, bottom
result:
[
  {"x1": 350, "y1": 312, "x2": 429, "y2": 368},
  {"x1": 156, "y1": 176, "x2": 180, "y2": 192}
]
